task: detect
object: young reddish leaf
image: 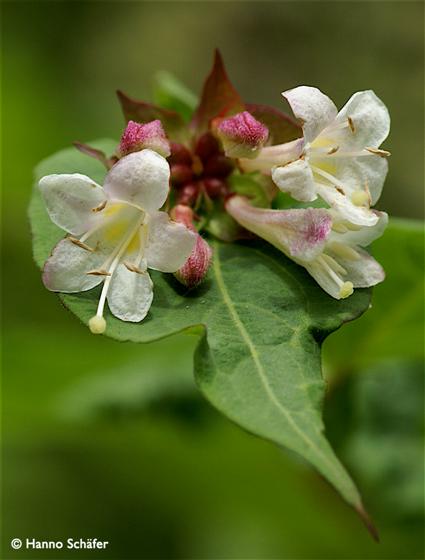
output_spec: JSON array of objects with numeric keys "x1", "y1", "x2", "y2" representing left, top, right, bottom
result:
[
  {"x1": 190, "y1": 50, "x2": 245, "y2": 135},
  {"x1": 117, "y1": 90, "x2": 188, "y2": 143},
  {"x1": 73, "y1": 142, "x2": 117, "y2": 169},
  {"x1": 246, "y1": 103, "x2": 302, "y2": 145}
]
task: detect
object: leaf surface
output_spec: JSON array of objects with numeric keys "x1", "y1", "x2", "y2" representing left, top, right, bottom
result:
[{"x1": 29, "y1": 140, "x2": 375, "y2": 523}]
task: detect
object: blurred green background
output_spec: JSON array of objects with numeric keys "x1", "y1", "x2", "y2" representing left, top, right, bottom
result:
[{"x1": 2, "y1": 1, "x2": 424, "y2": 559}]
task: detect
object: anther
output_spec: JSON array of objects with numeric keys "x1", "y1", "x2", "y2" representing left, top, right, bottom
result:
[
  {"x1": 365, "y1": 147, "x2": 391, "y2": 158},
  {"x1": 68, "y1": 236, "x2": 94, "y2": 252},
  {"x1": 124, "y1": 261, "x2": 146, "y2": 274},
  {"x1": 348, "y1": 117, "x2": 355, "y2": 133},
  {"x1": 88, "y1": 315, "x2": 106, "y2": 334},
  {"x1": 86, "y1": 269, "x2": 111, "y2": 276},
  {"x1": 92, "y1": 200, "x2": 107, "y2": 213},
  {"x1": 339, "y1": 281, "x2": 354, "y2": 299},
  {"x1": 327, "y1": 146, "x2": 339, "y2": 155}
]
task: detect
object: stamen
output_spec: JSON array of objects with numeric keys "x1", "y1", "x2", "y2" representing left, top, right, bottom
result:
[
  {"x1": 331, "y1": 222, "x2": 349, "y2": 234},
  {"x1": 310, "y1": 165, "x2": 347, "y2": 194},
  {"x1": 68, "y1": 236, "x2": 94, "y2": 252},
  {"x1": 89, "y1": 214, "x2": 145, "y2": 334},
  {"x1": 327, "y1": 146, "x2": 339, "y2": 155},
  {"x1": 92, "y1": 200, "x2": 107, "y2": 213},
  {"x1": 328, "y1": 242, "x2": 361, "y2": 261},
  {"x1": 339, "y1": 281, "x2": 354, "y2": 298},
  {"x1": 348, "y1": 117, "x2": 355, "y2": 133},
  {"x1": 86, "y1": 269, "x2": 111, "y2": 276},
  {"x1": 322, "y1": 254, "x2": 347, "y2": 276},
  {"x1": 365, "y1": 147, "x2": 391, "y2": 158},
  {"x1": 124, "y1": 261, "x2": 146, "y2": 274}
]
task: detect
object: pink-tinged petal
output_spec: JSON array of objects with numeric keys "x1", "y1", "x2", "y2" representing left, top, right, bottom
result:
[
  {"x1": 215, "y1": 111, "x2": 269, "y2": 159},
  {"x1": 226, "y1": 196, "x2": 332, "y2": 262},
  {"x1": 190, "y1": 49, "x2": 245, "y2": 135},
  {"x1": 145, "y1": 211, "x2": 196, "y2": 272},
  {"x1": 118, "y1": 120, "x2": 171, "y2": 158},
  {"x1": 271, "y1": 159, "x2": 318, "y2": 202},
  {"x1": 171, "y1": 205, "x2": 212, "y2": 288},
  {"x1": 282, "y1": 86, "x2": 338, "y2": 144},
  {"x1": 103, "y1": 150, "x2": 170, "y2": 213},
  {"x1": 107, "y1": 265, "x2": 153, "y2": 322},
  {"x1": 39, "y1": 174, "x2": 106, "y2": 236},
  {"x1": 42, "y1": 237, "x2": 106, "y2": 293}
]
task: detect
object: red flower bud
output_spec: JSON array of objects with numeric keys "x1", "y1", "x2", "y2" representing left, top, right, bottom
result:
[
  {"x1": 171, "y1": 163, "x2": 194, "y2": 186},
  {"x1": 119, "y1": 120, "x2": 170, "y2": 158},
  {"x1": 169, "y1": 142, "x2": 193, "y2": 166},
  {"x1": 171, "y1": 205, "x2": 213, "y2": 288},
  {"x1": 215, "y1": 111, "x2": 269, "y2": 159},
  {"x1": 176, "y1": 183, "x2": 199, "y2": 206},
  {"x1": 202, "y1": 178, "x2": 228, "y2": 199},
  {"x1": 195, "y1": 132, "x2": 220, "y2": 161}
]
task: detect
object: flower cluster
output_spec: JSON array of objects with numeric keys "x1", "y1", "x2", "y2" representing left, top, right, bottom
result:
[{"x1": 38, "y1": 51, "x2": 390, "y2": 333}]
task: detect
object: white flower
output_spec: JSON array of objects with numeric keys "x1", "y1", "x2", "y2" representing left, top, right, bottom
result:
[
  {"x1": 271, "y1": 86, "x2": 390, "y2": 226},
  {"x1": 39, "y1": 149, "x2": 196, "y2": 333},
  {"x1": 226, "y1": 195, "x2": 387, "y2": 299}
]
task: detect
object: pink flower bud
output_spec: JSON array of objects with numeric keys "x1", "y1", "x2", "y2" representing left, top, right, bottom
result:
[
  {"x1": 171, "y1": 205, "x2": 212, "y2": 288},
  {"x1": 118, "y1": 120, "x2": 171, "y2": 158},
  {"x1": 215, "y1": 111, "x2": 269, "y2": 159}
]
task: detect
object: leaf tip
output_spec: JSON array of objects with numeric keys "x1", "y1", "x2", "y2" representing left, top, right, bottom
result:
[{"x1": 355, "y1": 502, "x2": 380, "y2": 543}]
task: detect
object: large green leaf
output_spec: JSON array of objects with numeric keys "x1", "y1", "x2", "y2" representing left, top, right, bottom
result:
[{"x1": 29, "y1": 140, "x2": 376, "y2": 528}]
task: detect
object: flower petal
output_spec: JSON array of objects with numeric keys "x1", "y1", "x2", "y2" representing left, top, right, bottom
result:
[
  {"x1": 315, "y1": 183, "x2": 379, "y2": 227},
  {"x1": 330, "y1": 210, "x2": 388, "y2": 247},
  {"x1": 333, "y1": 90, "x2": 390, "y2": 149},
  {"x1": 145, "y1": 211, "x2": 196, "y2": 272},
  {"x1": 332, "y1": 154, "x2": 388, "y2": 205},
  {"x1": 107, "y1": 265, "x2": 153, "y2": 322},
  {"x1": 327, "y1": 247, "x2": 385, "y2": 288},
  {"x1": 272, "y1": 159, "x2": 318, "y2": 202},
  {"x1": 103, "y1": 149, "x2": 170, "y2": 213},
  {"x1": 282, "y1": 86, "x2": 338, "y2": 143},
  {"x1": 42, "y1": 237, "x2": 107, "y2": 292},
  {"x1": 226, "y1": 196, "x2": 332, "y2": 262},
  {"x1": 39, "y1": 174, "x2": 106, "y2": 235}
]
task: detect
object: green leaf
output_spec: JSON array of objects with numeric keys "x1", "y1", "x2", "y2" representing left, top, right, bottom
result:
[
  {"x1": 190, "y1": 50, "x2": 245, "y2": 135},
  {"x1": 153, "y1": 71, "x2": 198, "y2": 123},
  {"x1": 229, "y1": 172, "x2": 270, "y2": 208},
  {"x1": 324, "y1": 218, "x2": 424, "y2": 373},
  {"x1": 117, "y1": 90, "x2": 188, "y2": 143},
  {"x1": 30, "y1": 140, "x2": 376, "y2": 526}
]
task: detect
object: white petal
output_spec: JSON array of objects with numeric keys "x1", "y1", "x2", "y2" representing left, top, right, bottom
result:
[
  {"x1": 39, "y1": 174, "x2": 106, "y2": 235},
  {"x1": 145, "y1": 211, "x2": 196, "y2": 272},
  {"x1": 103, "y1": 149, "x2": 170, "y2": 213},
  {"x1": 315, "y1": 183, "x2": 379, "y2": 227},
  {"x1": 282, "y1": 86, "x2": 338, "y2": 143},
  {"x1": 107, "y1": 265, "x2": 153, "y2": 322},
  {"x1": 333, "y1": 90, "x2": 390, "y2": 150},
  {"x1": 42, "y1": 238, "x2": 106, "y2": 293},
  {"x1": 333, "y1": 155, "x2": 388, "y2": 205},
  {"x1": 330, "y1": 211, "x2": 388, "y2": 247},
  {"x1": 271, "y1": 159, "x2": 318, "y2": 202},
  {"x1": 327, "y1": 247, "x2": 385, "y2": 288}
]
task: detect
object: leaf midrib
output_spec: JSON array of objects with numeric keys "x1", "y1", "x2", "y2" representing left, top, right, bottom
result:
[{"x1": 212, "y1": 242, "x2": 349, "y2": 488}]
